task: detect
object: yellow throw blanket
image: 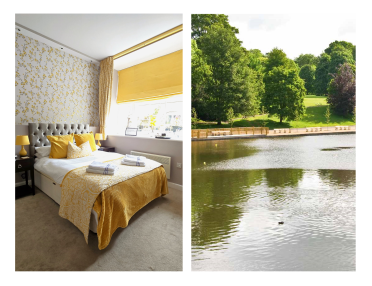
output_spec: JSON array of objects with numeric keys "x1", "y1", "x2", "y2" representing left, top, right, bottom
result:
[
  {"x1": 59, "y1": 156, "x2": 168, "y2": 248},
  {"x1": 93, "y1": 166, "x2": 168, "y2": 249}
]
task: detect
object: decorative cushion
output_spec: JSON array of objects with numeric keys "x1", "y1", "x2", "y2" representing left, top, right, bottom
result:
[
  {"x1": 67, "y1": 141, "x2": 92, "y2": 159},
  {"x1": 35, "y1": 146, "x2": 51, "y2": 157},
  {"x1": 74, "y1": 131, "x2": 97, "y2": 152},
  {"x1": 47, "y1": 134, "x2": 74, "y2": 159},
  {"x1": 35, "y1": 153, "x2": 45, "y2": 159}
]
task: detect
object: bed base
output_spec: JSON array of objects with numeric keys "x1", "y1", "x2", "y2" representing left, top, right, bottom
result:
[{"x1": 34, "y1": 170, "x2": 98, "y2": 233}]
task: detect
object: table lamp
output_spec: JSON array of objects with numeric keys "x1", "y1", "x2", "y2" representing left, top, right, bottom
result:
[
  {"x1": 95, "y1": 133, "x2": 103, "y2": 147},
  {"x1": 16, "y1": 135, "x2": 30, "y2": 157}
]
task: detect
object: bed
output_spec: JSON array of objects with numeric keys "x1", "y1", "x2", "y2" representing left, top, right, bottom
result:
[{"x1": 28, "y1": 123, "x2": 168, "y2": 250}]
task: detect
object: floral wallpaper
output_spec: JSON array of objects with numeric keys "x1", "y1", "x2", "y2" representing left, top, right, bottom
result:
[{"x1": 15, "y1": 33, "x2": 100, "y2": 126}]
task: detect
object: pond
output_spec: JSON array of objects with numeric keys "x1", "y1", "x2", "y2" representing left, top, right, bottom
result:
[{"x1": 192, "y1": 134, "x2": 356, "y2": 271}]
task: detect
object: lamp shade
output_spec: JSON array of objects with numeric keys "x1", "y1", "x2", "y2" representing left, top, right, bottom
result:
[
  {"x1": 16, "y1": 135, "x2": 30, "y2": 146},
  {"x1": 95, "y1": 133, "x2": 103, "y2": 140}
]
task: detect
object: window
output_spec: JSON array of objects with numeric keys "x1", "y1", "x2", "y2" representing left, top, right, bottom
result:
[{"x1": 107, "y1": 94, "x2": 183, "y2": 139}]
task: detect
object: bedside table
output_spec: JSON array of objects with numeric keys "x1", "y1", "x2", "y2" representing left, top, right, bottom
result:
[
  {"x1": 15, "y1": 156, "x2": 35, "y2": 199},
  {"x1": 98, "y1": 146, "x2": 115, "y2": 152}
]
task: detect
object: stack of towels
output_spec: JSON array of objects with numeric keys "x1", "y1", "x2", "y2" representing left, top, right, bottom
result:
[
  {"x1": 86, "y1": 161, "x2": 118, "y2": 175},
  {"x1": 121, "y1": 154, "x2": 146, "y2": 167}
]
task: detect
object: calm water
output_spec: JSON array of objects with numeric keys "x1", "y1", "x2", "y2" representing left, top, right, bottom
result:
[{"x1": 192, "y1": 134, "x2": 356, "y2": 271}]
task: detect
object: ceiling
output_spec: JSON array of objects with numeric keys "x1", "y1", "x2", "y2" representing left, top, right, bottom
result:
[{"x1": 15, "y1": 14, "x2": 183, "y2": 70}]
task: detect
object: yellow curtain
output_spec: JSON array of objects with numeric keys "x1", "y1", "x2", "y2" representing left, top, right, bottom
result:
[
  {"x1": 117, "y1": 50, "x2": 183, "y2": 104},
  {"x1": 98, "y1": 57, "x2": 114, "y2": 139}
]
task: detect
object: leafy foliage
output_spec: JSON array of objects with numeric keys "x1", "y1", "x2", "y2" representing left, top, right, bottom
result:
[
  {"x1": 191, "y1": 107, "x2": 200, "y2": 129},
  {"x1": 191, "y1": 14, "x2": 238, "y2": 40},
  {"x1": 227, "y1": 107, "x2": 234, "y2": 127},
  {"x1": 191, "y1": 40, "x2": 212, "y2": 106},
  {"x1": 325, "y1": 40, "x2": 355, "y2": 55},
  {"x1": 263, "y1": 65, "x2": 306, "y2": 123},
  {"x1": 299, "y1": 64, "x2": 316, "y2": 94},
  {"x1": 327, "y1": 63, "x2": 356, "y2": 117},
  {"x1": 314, "y1": 53, "x2": 332, "y2": 95},
  {"x1": 265, "y1": 48, "x2": 297, "y2": 72},
  {"x1": 196, "y1": 23, "x2": 253, "y2": 124},
  {"x1": 329, "y1": 50, "x2": 355, "y2": 75},
  {"x1": 295, "y1": 54, "x2": 319, "y2": 68},
  {"x1": 247, "y1": 49, "x2": 266, "y2": 73}
]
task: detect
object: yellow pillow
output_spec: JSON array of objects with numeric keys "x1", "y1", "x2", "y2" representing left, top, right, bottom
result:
[
  {"x1": 67, "y1": 141, "x2": 92, "y2": 159},
  {"x1": 47, "y1": 134, "x2": 74, "y2": 159},
  {"x1": 74, "y1": 131, "x2": 97, "y2": 152}
]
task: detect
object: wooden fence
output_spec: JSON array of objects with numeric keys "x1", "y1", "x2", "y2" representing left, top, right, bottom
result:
[{"x1": 192, "y1": 127, "x2": 269, "y2": 139}]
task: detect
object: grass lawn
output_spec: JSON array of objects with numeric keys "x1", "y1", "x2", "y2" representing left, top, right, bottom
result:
[{"x1": 194, "y1": 95, "x2": 355, "y2": 130}]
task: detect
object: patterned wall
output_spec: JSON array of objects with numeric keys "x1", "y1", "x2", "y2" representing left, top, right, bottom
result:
[{"x1": 15, "y1": 33, "x2": 100, "y2": 126}]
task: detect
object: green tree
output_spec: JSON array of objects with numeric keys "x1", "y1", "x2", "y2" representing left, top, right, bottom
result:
[
  {"x1": 247, "y1": 49, "x2": 266, "y2": 72},
  {"x1": 299, "y1": 64, "x2": 316, "y2": 94},
  {"x1": 192, "y1": 39, "x2": 212, "y2": 115},
  {"x1": 265, "y1": 48, "x2": 298, "y2": 72},
  {"x1": 329, "y1": 50, "x2": 355, "y2": 75},
  {"x1": 191, "y1": 14, "x2": 238, "y2": 40},
  {"x1": 263, "y1": 66, "x2": 306, "y2": 123},
  {"x1": 197, "y1": 23, "x2": 250, "y2": 124},
  {"x1": 327, "y1": 63, "x2": 356, "y2": 117},
  {"x1": 191, "y1": 107, "x2": 199, "y2": 129},
  {"x1": 325, "y1": 40, "x2": 355, "y2": 55},
  {"x1": 294, "y1": 53, "x2": 319, "y2": 68},
  {"x1": 227, "y1": 107, "x2": 234, "y2": 127},
  {"x1": 314, "y1": 53, "x2": 332, "y2": 95},
  {"x1": 325, "y1": 105, "x2": 331, "y2": 130}
]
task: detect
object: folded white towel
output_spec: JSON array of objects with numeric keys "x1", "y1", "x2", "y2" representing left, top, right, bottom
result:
[
  {"x1": 89, "y1": 161, "x2": 118, "y2": 172},
  {"x1": 121, "y1": 160, "x2": 146, "y2": 167},
  {"x1": 86, "y1": 168, "x2": 116, "y2": 175},
  {"x1": 123, "y1": 154, "x2": 146, "y2": 163}
]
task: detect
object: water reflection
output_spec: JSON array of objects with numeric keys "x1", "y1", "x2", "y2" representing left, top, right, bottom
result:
[{"x1": 192, "y1": 135, "x2": 356, "y2": 271}]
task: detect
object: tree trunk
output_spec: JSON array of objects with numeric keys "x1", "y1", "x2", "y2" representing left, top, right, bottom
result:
[{"x1": 280, "y1": 116, "x2": 283, "y2": 124}]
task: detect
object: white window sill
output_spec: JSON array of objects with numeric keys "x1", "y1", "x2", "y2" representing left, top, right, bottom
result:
[{"x1": 106, "y1": 134, "x2": 183, "y2": 142}]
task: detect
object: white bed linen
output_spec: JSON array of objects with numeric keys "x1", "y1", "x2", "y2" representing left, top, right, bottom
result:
[{"x1": 34, "y1": 150, "x2": 124, "y2": 185}]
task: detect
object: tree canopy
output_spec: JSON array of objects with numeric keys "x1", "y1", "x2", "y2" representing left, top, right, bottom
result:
[
  {"x1": 191, "y1": 14, "x2": 238, "y2": 40},
  {"x1": 314, "y1": 53, "x2": 332, "y2": 95},
  {"x1": 197, "y1": 23, "x2": 250, "y2": 124},
  {"x1": 294, "y1": 54, "x2": 319, "y2": 68},
  {"x1": 191, "y1": 39, "x2": 212, "y2": 102},
  {"x1": 263, "y1": 51, "x2": 306, "y2": 123},
  {"x1": 327, "y1": 63, "x2": 356, "y2": 117},
  {"x1": 299, "y1": 64, "x2": 316, "y2": 94},
  {"x1": 325, "y1": 40, "x2": 355, "y2": 55}
]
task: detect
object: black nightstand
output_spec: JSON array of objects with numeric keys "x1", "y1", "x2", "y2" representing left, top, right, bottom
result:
[
  {"x1": 98, "y1": 146, "x2": 115, "y2": 152},
  {"x1": 15, "y1": 156, "x2": 35, "y2": 199}
]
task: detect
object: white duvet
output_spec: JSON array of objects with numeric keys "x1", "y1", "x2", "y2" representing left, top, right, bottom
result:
[{"x1": 34, "y1": 150, "x2": 125, "y2": 185}]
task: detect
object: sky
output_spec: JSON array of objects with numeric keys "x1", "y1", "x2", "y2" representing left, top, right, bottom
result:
[{"x1": 228, "y1": 14, "x2": 356, "y2": 60}]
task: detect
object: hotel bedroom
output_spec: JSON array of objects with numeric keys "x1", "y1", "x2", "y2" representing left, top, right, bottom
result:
[{"x1": 14, "y1": 14, "x2": 183, "y2": 271}]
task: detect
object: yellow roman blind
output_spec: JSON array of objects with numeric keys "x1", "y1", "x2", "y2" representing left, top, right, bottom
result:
[{"x1": 117, "y1": 50, "x2": 183, "y2": 104}]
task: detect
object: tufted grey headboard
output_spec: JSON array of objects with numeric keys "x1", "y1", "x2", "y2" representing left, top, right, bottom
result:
[{"x1": 28, "y1": 123, "x2": 90, "y2": 158}]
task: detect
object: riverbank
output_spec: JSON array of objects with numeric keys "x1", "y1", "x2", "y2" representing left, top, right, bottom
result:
[{"x1": 192, "y1": 126, "x2": 356, "y2": 141}]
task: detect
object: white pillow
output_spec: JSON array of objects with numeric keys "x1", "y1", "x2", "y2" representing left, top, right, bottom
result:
[
  {"x1": 35, "y1": 146, "x2": 51, "y2": 157},
  {"x1": 35, "y1": 153, "x2": 45, "y2": 159}
]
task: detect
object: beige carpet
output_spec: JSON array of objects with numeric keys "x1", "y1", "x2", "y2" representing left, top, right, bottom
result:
[{"x1": 15, "y1": 186, "x2": 182, "y2": 271}]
